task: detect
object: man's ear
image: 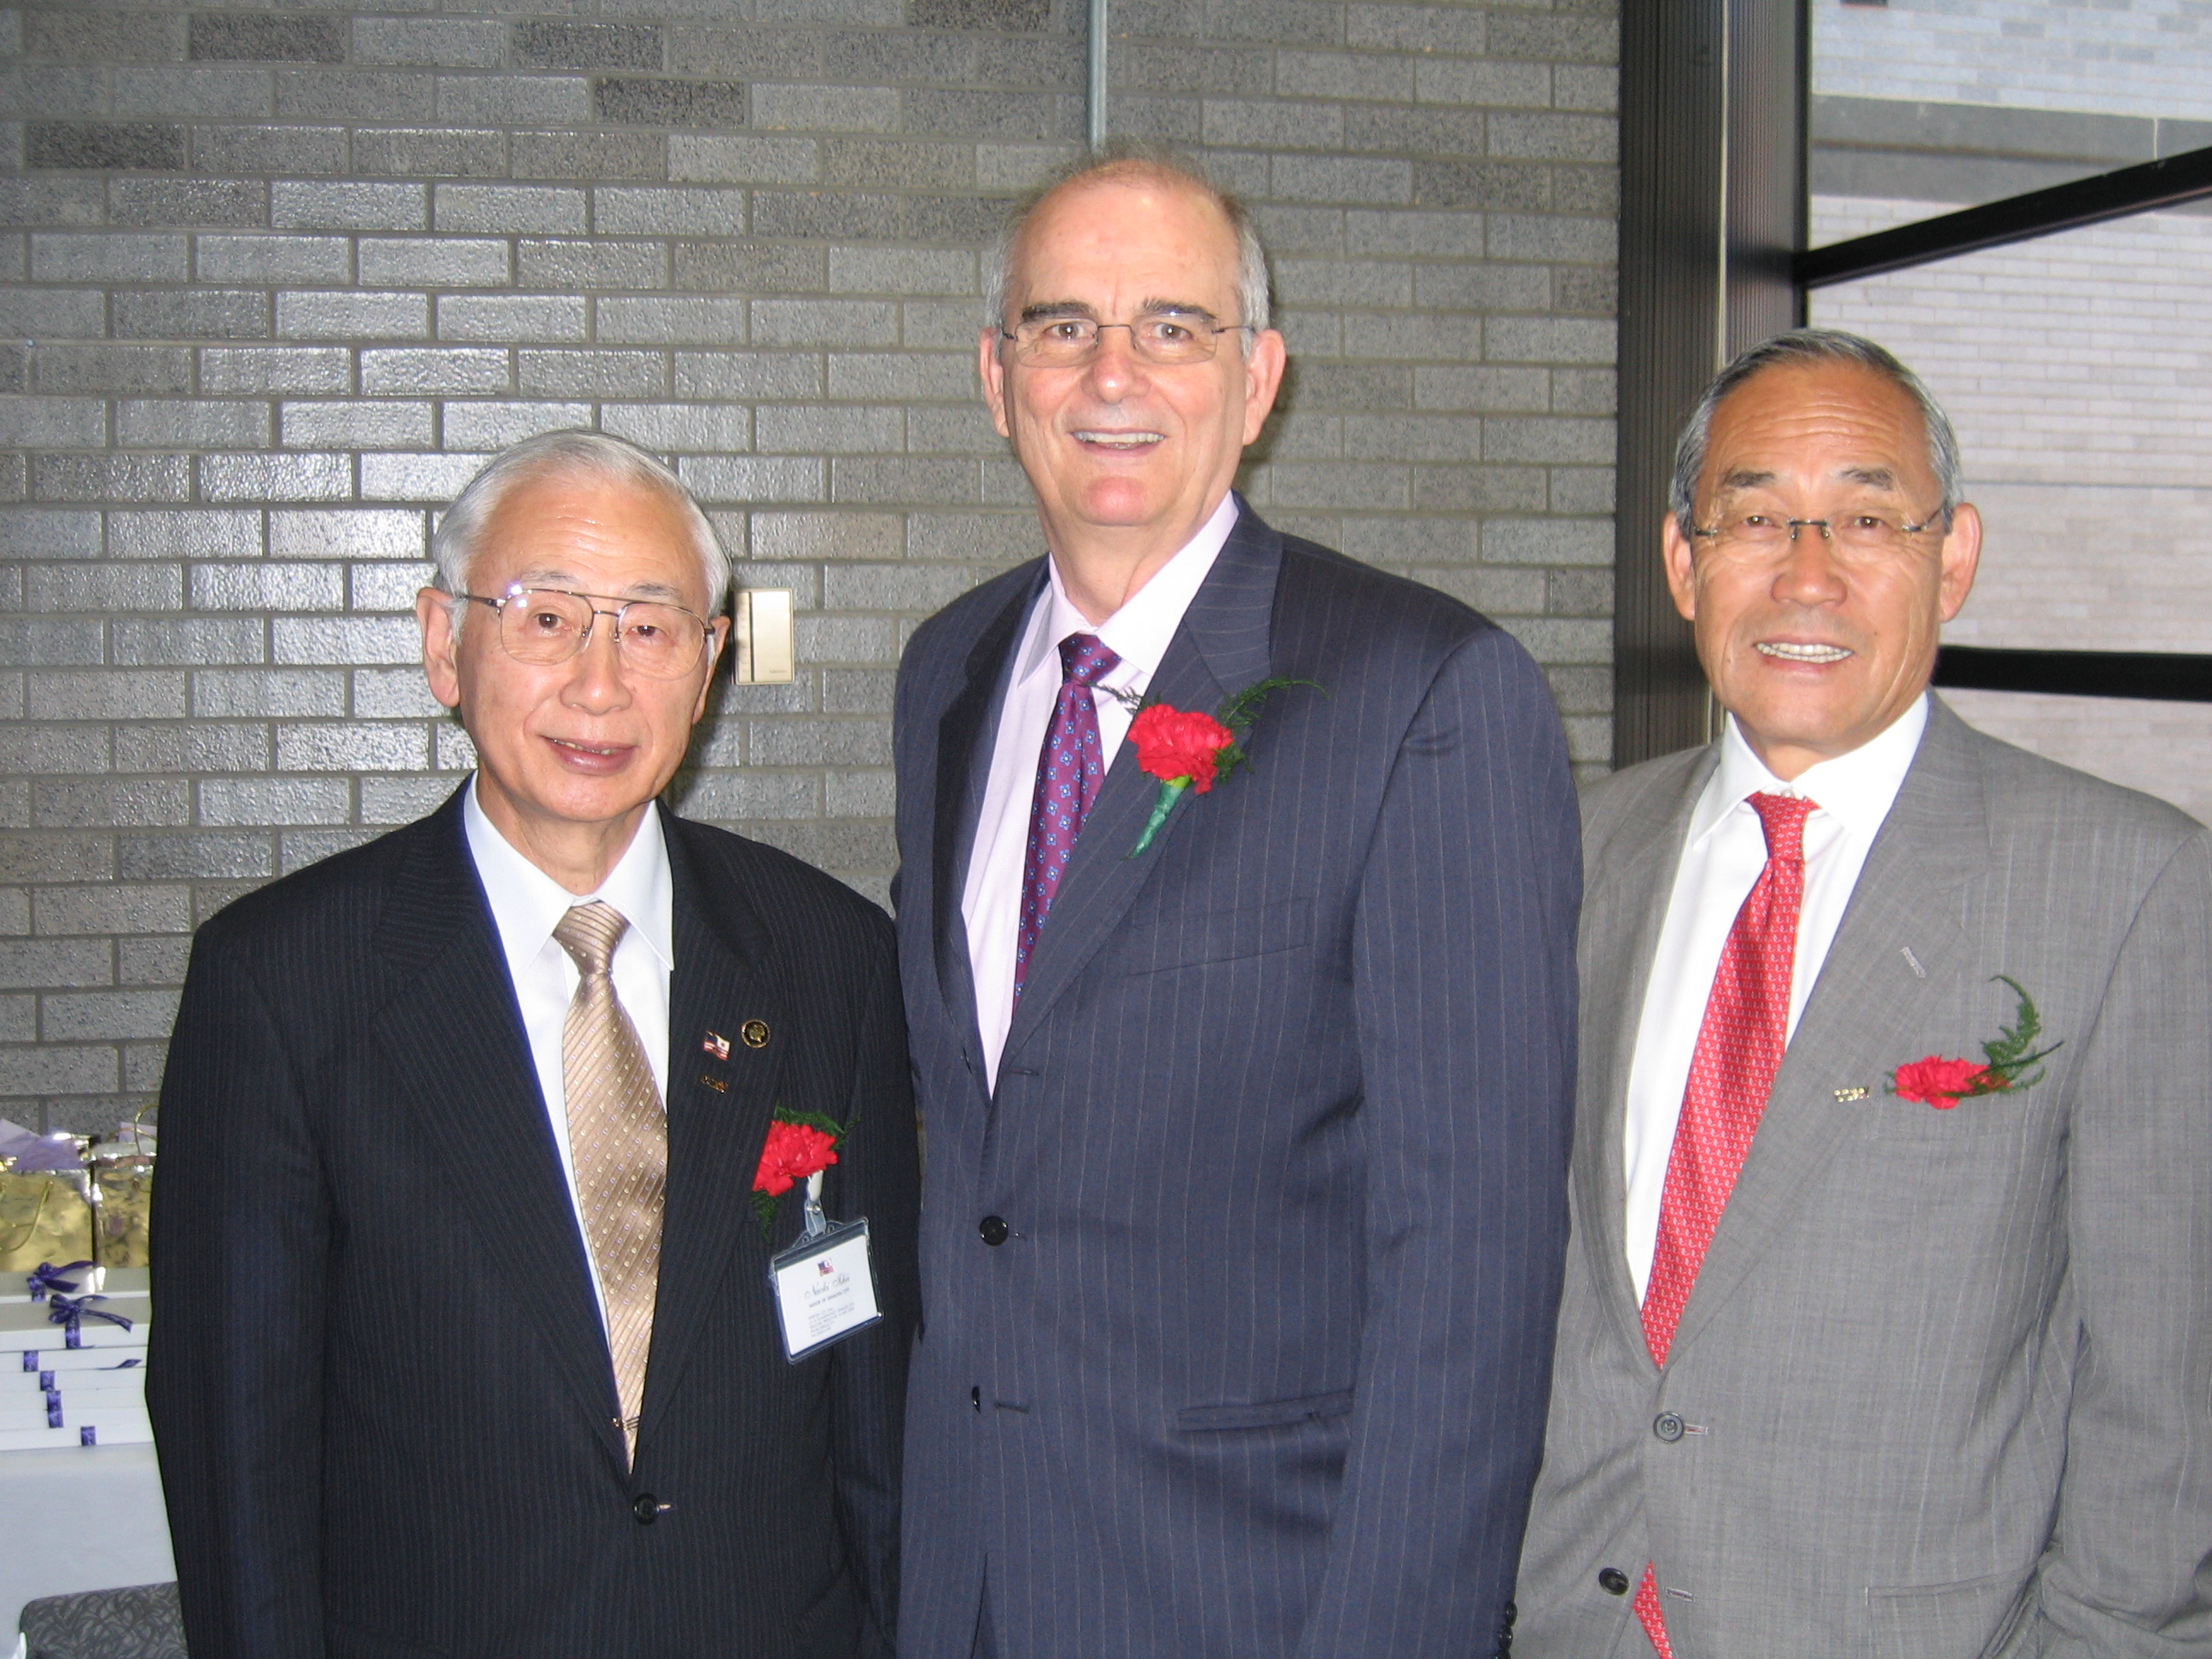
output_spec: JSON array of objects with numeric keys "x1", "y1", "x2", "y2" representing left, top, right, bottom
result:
[
  {"x1": 1936, "y1": 501, "x2": 1982, "y2": 623},
  {"x1": 980, "y1": 326, "x2": 1012, "y2": 439},
  {"x1": 690, "y1": 616, "x2": 732, "y2": 724},
  {"x1": 416, "y1": 587, "x2": 463, "y2": 711},
  {"x1": 1661, "y1": 513, "x2": 1699, "y2": 623},
  {"x1": 1239, "y1": 329, "x2": 1289, "y2": 445}
]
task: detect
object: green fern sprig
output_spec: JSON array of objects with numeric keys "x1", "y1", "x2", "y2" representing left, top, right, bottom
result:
[{"x1": 1964, "y1": 975, "x2": 2063, "y2": 1097}]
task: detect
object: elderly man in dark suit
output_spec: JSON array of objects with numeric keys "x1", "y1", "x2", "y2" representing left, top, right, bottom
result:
[
  {"x1": 148, "y1": 430, "x2": 921, "y2": 1658},
  {"x1": 890, "y1": 148, "x2": 1582, "y2": 1659}
]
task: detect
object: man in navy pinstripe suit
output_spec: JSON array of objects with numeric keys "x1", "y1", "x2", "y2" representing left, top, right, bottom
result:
[{"x1": 891, "y1": 147, "x2": 1582, "y2": 1659}]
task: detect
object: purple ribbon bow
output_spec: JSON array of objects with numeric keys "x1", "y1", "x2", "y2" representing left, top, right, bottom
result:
[
  {"x1": 46, "y1": 1293, "x2": 132, "y2": 1349},
  {"x1": 26, "y1": 1261, "x2": 91, "y2": 1303}
]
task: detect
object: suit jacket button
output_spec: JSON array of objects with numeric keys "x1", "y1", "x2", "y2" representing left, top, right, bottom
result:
[
  {"x1": 1598, "y1": 1568, "x2": 1631, "y2": 1596},
  {"x1": 632, "y1": 1493, "x2": 660, "y2": 1525},
  {"x1": 1653, "y1": 1412, "x2": 1685, "y2": 1442},
  {"x1": 979, "y1": 1215, "x2": 1010, "y2": 1246}
]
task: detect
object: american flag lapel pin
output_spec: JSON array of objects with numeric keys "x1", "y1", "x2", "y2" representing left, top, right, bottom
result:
[{"x1": 702, "y1": 1030, "x2": 731, "y2": 1061}]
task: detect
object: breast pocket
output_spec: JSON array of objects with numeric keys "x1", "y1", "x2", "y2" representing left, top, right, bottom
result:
[
  {"x1": 1124, "y1": 897, "x2": 1315, "y2": 978},
  {"x1": 1174, "y1": 1388, "x2": 1353, "y2": 1433},
  {"x1": 1854, "y1": 1091, "x2": 2049, "y2": 1145}
]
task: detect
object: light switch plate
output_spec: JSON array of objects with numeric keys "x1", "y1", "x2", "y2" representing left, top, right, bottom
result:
[{"x1": 731, "y1": 589, "x2": 795, "y2": 684}]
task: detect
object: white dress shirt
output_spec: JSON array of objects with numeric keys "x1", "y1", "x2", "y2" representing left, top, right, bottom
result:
[
  {"x1": 961, "y1": 492, "x2": 1240, "y2": 1090},
  {"x1": 1621, "y1": 695, "x2": 1929, "y2": 1299},
  {"x1": 463, "y1": 778, "x2": 673, "y2": 1327}
]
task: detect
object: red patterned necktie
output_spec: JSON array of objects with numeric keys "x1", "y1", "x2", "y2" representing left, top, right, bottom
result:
[
  {"x1": 1634, "y1": 789, "x2": 1815, "y2": 1657},
  {"x1": 1014, "y1": 632, "x2": 1121, "y2": 1004}
]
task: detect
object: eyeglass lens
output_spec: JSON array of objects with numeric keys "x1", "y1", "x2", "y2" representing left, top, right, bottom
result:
[
  {"x1": 1011, "y1": 315, "x2": 1227, "y2": 365},
  {"x1": 497, "y1": 590, "x2": 707, "y2": 678},
  {"x1": 1705, "y1": 512, "x2": 1933, "y2": 551}
]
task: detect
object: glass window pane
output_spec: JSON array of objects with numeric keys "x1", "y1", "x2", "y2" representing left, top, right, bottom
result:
[
  {"x1": 1807, "y1": 207, "x2": 2212, "y2": 819},
  {"x1": 1811, "y1": 0, "x2": 2212, "y2": 249}
]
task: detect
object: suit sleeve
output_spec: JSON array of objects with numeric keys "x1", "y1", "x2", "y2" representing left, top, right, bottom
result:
[
  {"x1": 2031, "y1": 827, "x2": 2212, "y2": 1656},
  {"x1": 826, "y1": 914, "x2": 923, "y2": 1659},
  {"x1": 147, "y1": 920, "x2": 330, "y2": 1658},
  {"x1": 1295, "y1": 626, "x2": 1581, "y2": 1659}
]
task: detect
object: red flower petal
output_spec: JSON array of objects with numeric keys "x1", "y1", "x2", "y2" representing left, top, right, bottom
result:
[
  {"x1": 1892, "y1": 1054, "x2": 1986, "y2": 1106},
  {"x1": 1129, "y1": 703, "x2": 1235, "y2": 792},
  {"x1": 754, "y1": 1121, "x2": 840, "y2": 1195}
]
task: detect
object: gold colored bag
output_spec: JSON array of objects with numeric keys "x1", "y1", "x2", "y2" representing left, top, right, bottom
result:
[
  {"x1": 0, "y1": 1165, "x2": 96, "y2": 1275},
  {"x1": 90, "y1": 1156, "x2": 154, "y2": 1269}
]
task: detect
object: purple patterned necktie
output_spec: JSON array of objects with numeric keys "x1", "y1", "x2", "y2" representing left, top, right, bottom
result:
[{"x1": 1015, "y1": 632, "x2": 1121, "y2": 1004}]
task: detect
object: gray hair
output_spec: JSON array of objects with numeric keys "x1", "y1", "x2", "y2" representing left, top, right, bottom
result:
[
  {"x1": 429, "y1": 430, "x2": 731, "y2": 628},
  {"x1": 982, "y1": 142, "x2": 1272, "y2": 352},
  {"x1": 1670, "y1": 328, "x2": 1964, "y2": 538}
]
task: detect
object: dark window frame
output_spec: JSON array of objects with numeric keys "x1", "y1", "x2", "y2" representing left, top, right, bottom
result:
[{"x1": 1614, "y1": 0, "x2": 2212, "y2": 767}]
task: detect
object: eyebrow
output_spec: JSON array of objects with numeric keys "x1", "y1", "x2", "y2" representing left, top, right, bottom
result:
[
  {"x1": 509, "y1": 569, "x2": 691, "y2": 604},
  {"x1": 1016, "y1": 299, "x2": 1221, "y2": 324},
  {"x1": 1714, "y1": 465, "x2": 1904, "y2": 494}
]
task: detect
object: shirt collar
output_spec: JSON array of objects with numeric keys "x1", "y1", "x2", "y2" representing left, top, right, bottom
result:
[
  {"x1": 463, "y1": 777, "x2": 675, "y2": 975},
  {"x1": 1690, "y1": 692, "x2": 1930, "y2": 850},
  {"x1": 1012, "y1": 491, "x2": 1242, "y2": 691}
]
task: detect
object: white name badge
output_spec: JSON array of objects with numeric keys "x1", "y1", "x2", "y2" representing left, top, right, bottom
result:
[{"x1": 769, "y1": 1218, "x2": 882, "y2": 1364}]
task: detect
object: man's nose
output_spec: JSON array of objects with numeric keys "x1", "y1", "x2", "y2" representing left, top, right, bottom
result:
[
  {"x1": 1082, "y1": 324, "x2": 1150, "y2": 396},
  {"x1": 1772, "y1": 524, "x2": 1848, "y2": 604},
  {"x1": 563, "y1": 613, "x2": 633, "y2": 707}
]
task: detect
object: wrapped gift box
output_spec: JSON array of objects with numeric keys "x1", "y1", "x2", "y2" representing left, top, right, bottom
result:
[
  {"x1": 0, "y1": 1400, "x2": 151, "y2": 1433},
  {"x1": 0, "y1": 1296, "x2": 148, "y2": 1352},
  {"x1": 8, "y1": 1349, "x2": 143, "y2": 1377},
  {"x1": 9, "y1": 1371, "x2": 145, "y2": 1404},
  {"x1": 0, "y1": 1413, "x2": 154, "y2": 1451},
  {"x1": 0, "y1": 1267, "x2": 148, "y2": 1306}
]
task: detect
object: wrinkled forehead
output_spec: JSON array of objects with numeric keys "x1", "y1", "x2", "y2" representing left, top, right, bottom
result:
[
  {"x1": 474, "y1": 473, "x2": 707, "y2": 603},
  {"x1": 1007, "y1": 172, "x2": 1241, "y2": 307},
  {"x1": 1703, "y1": 364, "x2": 1935, "y2": 503}
]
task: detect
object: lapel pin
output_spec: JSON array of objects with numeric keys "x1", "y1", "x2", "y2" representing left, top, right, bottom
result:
[
  {"x1": 1901, "y1": 946, "x2": 1927, "y2": 979},
  {"x1": 700, "y1": 1073, "x2": 728, "y2": 1093},
  {"x1": 740, "y1": 1019, "x2": 771, "y2": 1050},
  {"x1": 1833, "y1": 1086, "x2": 1870, "y2": 1103},
  {"x1": 703, "y1": 1030, "x2": 731, "y2": 1061}
]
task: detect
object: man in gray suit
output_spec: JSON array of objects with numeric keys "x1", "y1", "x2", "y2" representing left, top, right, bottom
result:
[
  {"x1": 1515, "y1": 329, "x2": 2212, "y2": 1656},
  {"x1": 892, "y1": 148, "x2": 1581, "y2": 1658}
]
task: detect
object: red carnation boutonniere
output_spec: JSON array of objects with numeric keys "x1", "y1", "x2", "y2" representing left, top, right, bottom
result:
[
  {"x1": 1121, "y1": 677, "x2": 1319, "y2": 856},
  {"x1": 1889, "y1": 975, "x2": 2063, "y2": 1109},
  {"x1": 751, "y1": 1107, "x2": 848, "y2": 1237}
]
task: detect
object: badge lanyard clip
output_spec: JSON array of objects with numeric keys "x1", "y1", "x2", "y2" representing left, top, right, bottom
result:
[{"x1": 801, "y1": 1170, "x2": 828, "y2": 1240}]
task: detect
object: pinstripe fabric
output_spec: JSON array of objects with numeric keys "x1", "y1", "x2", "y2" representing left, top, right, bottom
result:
[
  {"x1": 148, "y1": 792, "x2": 922, "y2": 1659},
  {"x1": 1514, "y1": 698, "x2": 2212, "y2": 1658},
  {"x1": 890, "y1": 506, "x2": 1583, "y2": 1659}
]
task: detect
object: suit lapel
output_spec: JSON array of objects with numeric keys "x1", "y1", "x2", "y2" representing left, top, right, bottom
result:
[
  {"x1": 368, "y1": 793, "x2": 628, "y2": 1467},
  {"x1": 1666, "y1": 700, "x2": 1988, "y2": 1360},
  {"x1": 932, "y1": 568, "x2": 1042, "y2": 1083},
  {"x1": 1579, "y1": 751, "x2": 1714, "y2": 1368},
  {"x1": 641, "y1": 818, "x2": 791, "y2": 1434},
  {"x1": 998, "y1": 508, "x2": 1283, "y2": 1068}
]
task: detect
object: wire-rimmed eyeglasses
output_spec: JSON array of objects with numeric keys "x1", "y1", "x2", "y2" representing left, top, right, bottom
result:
[
  {"x1": 999, "y1": 308, "x2": 1254, "y2": 366},
  {"x1": 457, "y1": 585, "x2": 715, "y2": 679},
  {"x1": 1691, "y1": 508, "x2": 1948, "y2": 554}
]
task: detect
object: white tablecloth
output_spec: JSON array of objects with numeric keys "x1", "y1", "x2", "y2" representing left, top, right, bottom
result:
[{"x1": 0, "y1": 1443, "x2": 174, "y2": 1634}]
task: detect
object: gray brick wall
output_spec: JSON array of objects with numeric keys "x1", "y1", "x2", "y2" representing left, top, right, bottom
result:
[{"x1": 0, "y1": 0, "x2": 1616, "y2": 1134}]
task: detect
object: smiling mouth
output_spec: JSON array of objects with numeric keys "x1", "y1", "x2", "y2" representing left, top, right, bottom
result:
[
  {"x1": 1072, "y1": 429, "x2": 1164, "y2": 451},
  {"x1": 548, "y1": 736, "x2": 630, "y2": 759},
  {"x1": 1755, "y1": 642, "x2": 1854, "y2": 664}
]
